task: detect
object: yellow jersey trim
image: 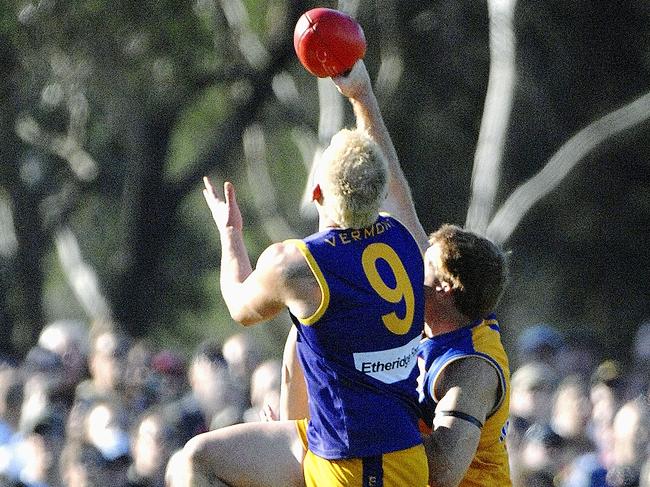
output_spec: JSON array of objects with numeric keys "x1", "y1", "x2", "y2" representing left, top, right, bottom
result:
[
  {"x1": 471, "y1": 323, "x2": 508, "y2": 416},
  {"x1": 284, "y1": 239, "x2": 330, "y2": 325},
  {"x1": 296, "y1": 418, "x2": 309, "y2": 450}
]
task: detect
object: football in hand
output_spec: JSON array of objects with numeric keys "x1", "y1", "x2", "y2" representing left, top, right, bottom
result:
[{"x1": 293, "y1": 8, "x2": 366, "y2": 78}]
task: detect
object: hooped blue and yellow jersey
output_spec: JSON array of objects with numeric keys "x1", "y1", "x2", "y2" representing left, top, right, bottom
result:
[
  {"x1": 418, "y1": 314, "x2": 512, "y2": 486},
  {"x1": 286, "y1": 213, "x2": 424, "y2": 460}
]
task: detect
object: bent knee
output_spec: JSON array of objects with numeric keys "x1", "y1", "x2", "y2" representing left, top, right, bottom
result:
[
  {"x1": 176, "y1": 436, "x2": 218, "y2": 486},
  {"x1": 184, "y1": 434, "x2": 212, "y2": 467}
]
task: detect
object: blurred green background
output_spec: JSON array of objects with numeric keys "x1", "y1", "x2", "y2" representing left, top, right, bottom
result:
[{"x1": 1, "y1": 0, "x2": 648, "y2": 364}]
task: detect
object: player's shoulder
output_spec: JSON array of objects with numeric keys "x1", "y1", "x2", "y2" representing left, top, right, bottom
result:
[
  {"x1": 445, "y1": 355, "x2": 499, "y2": 380},
  {"x1": 258, "y1": 241, "x2": 320, "y2": 312},
  {"x1": 438, "y1": 356, "x2": 501, "y2": 398},
  {"x1": 257, "y1": 241, "x2": 306, "y2": 269}
]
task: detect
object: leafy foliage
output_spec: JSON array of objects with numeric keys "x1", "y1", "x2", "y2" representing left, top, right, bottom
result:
[{"x1": 0, "y1": 0, "x2": 648, "y2": 363}]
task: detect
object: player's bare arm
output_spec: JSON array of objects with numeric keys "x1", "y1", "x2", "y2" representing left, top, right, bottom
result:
[
  {"x1": 203, "y1": 176, "x2": 319, "y2": 325},
  {"x1": 424, "y1": 357, "x2": 501, "y2": 487},
  {"x1": 280, "y1": 326, "x2": 309, "y2": 421},
  {"x1": 332, "y1": 60, "x2": 428, "y2": 253}
]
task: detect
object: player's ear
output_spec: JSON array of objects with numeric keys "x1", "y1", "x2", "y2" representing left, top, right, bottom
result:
[{"x1": 312, "y1": 184, "x2": 323, "y2": 203}]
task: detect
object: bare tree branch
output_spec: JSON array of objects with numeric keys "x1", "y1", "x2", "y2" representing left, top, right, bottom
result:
[
  {"x1": 299, "y1": 77, "x2": 345, "y2": 211},
  {"x1": 0, "y1": 189, "x2": 18, "y2": 259},
  {"x1": 54, "y1": 226, "x2": 113, "y2": 322},
  {"x1": 317, "y1": 77, "x2": 346, "y2": 146},
  {"x1": 272, "y1": 71, "x2": 308, "y2": 119},
  {"x1": 219, "y1": 0, "x2": 271, "y2": 69},
  {"x1": 39, "y1": 181, "x2": 81, "y2": 233},
  {"x1": 374, "y1": 0, "x2": 403, "y2": 98},
  {"x1": 17, "y1": 50, "x2": 98, "y2": 183},
  {"x1": 486, "y1": 90, "x2": 650, "y2": 245},
  {"x1": 15, "y1": 114, "x2": 98, "y2": 182},
  {"x1": 465, "y1": 0, "x2": 517, "y2": 234},
  {"x1": 242, "y1": 123, "x2": 299, "y2": 241},
  {"x1": 376, "y1": 52, "x2": 403, "y2": 99},
  {"x1": 172, "y1": 1, "x2": 310, "y2": 201},
  {"x1": 338, "y1": 0, "x2": 362, "y2": 16}
]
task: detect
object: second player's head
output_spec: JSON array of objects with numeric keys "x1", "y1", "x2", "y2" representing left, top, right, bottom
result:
[
  {"x1": 425, "y1": 224, "x2": 508, "y2": 322},
  {"x1": 313, "y1": 128, "x2": 387, "y2": 229}
]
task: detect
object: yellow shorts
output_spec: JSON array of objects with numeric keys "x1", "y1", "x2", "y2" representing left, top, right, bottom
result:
[{"x1": 296, "y1": 418, "x2": 428, "y2": 487}]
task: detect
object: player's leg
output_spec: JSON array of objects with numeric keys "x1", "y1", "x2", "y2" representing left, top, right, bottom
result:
[
  {"x1": 175, "y1": 419, "x2": 305, "y2": 487},
  {"x1": 166, "y1": 449, "x2": 216, "y2": 487}
]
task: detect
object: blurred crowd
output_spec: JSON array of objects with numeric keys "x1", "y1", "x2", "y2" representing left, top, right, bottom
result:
[
  {"x1": 0, "y1": 318, "x2": 649, "y2": 487},
  {"x1": 508, "y1": 322, "x2": 650, "y2": 487},
  {"x1": 0, "y1": 320, "x2": 281, "y2": 487}
]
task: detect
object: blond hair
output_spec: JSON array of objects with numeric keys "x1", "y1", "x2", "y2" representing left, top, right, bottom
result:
[{"x1": 318, "y1": 129, "x2": 387, "y2": 228}]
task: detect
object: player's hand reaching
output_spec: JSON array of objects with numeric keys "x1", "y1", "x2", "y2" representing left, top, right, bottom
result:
[
  {"x1": 260, "y1": 403, "x2": 279, "y2": 422},
  {"x1": 202, "y1": 177, "x2": 243, "y2": 233},
  {"x1": 331, "y1": 60, "x2": 372, "y2": 101}
]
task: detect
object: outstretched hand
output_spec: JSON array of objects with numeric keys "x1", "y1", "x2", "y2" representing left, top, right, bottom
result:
[
  {"x1": 331, "y1": 59, "x2": 372, "y2": 100},
  {"x1": 260, "y1": 403, "x2": 279, "y2": 422},
  {"x1": 202, "y1": 176, "x2": 243, "y2": 233}
]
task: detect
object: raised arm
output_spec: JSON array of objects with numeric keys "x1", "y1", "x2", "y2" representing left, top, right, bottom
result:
[
  {"x1": 331, "y1": 61, "x2": 429, "y2": 252},
  {"x1": 203, "y1": 177, "x2": 303, "y2": 325}
]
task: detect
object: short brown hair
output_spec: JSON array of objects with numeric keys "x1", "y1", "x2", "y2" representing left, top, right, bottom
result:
[{"x1": 428, "y1": 224, "x2": 507, "y2": 320}]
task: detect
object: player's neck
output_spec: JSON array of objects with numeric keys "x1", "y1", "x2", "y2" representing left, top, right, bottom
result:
[
  {"x1": 423, "y1": 308, "x2": 472, "y2": 337},
  {"x1": 320, "y1": 223, "x2": 341, "y2": 231},
  {"x1": 318, "y1": 215, "x2": 341, "y2": 231},
  {"x1": 316, "y1": 203, "x2": 340, "y2": 230},
  {"x1": 424, "y1": 320, "x2": 458, "y2": 337}
]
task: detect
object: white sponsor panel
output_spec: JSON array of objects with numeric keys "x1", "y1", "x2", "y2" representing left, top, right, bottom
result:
[{"x1": 353, "y1": 335, "x2": 420, "y2": 384}]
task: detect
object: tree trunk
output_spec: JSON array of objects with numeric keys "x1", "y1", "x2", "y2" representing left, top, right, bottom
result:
[
  {"x1": 113, "y1": 115, "x2": 174, "y2": 337},
  {"x1": 465, "y1": 0, "x2": 517, "y2": 234},
  {"x1": 0, "y1": 35, "x2": 47, "y2": 355}
]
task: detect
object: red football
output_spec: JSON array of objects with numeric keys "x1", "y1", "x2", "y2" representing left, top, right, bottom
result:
[{"x1": 293, "y1": 8, "x2": 366, "y2": 78}]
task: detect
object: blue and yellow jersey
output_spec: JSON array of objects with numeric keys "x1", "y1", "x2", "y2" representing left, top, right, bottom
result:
[
  {"x1": 286, "y1": 214, "x2": 424, "y2": 460},
  {"x1": 418, "y1": 314, "x2": 512, "y2": 486}
]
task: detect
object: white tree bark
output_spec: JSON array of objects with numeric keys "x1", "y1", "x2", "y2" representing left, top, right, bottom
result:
[
  {"x1": 243, "y1": 123, "x2": 298, "y2": 241},
  {"x1": 0, "y1": 190, "x2": 18, "y2": 259},
  {"x1": 486, "y1": 90, "x2": 650, "y2": 245},
  {"x1": 299, "y1": 69, "x2": 345, "y2": 212},
  {"x1": 465, "y1": 0, "x2": 517, "y2": 235},
  {"x1": 55, "y1": 226, "x2": 113, "y2": 322}
]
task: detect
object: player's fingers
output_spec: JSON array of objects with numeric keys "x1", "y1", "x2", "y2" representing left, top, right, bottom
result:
[
  {"x1": 343, "y1": 59, "x2": 363, "y2": 78},
  {"x1": 224, "y1": 181, "x2": 237, "y2": 206},
  {"x1": 203, "y1": 176, "x2": 213, "y2": 192},
  {"x1": 260, "y1": 403, "x2": 278, "y2": 422},
  {"x1": 204, "y1": 177, "x2": 223, "y2": 201},
  {"x1": 202, "y1": 187, "x2": 214, "y2": 205},
  {"x1": 205, "y1": 176, "x2": 230, "y2": 203}
]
